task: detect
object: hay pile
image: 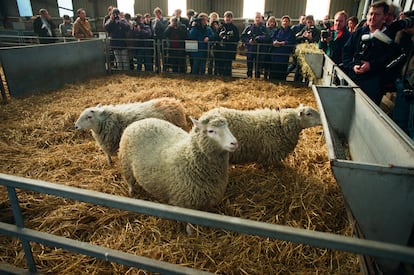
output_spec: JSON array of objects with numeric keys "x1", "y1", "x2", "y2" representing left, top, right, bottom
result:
[
  {"x1": 0, "y1": 74, "x2": 360, "y2": 274},
  {"x1": 295, "y1": 43, "x2": 324, "y2": 84}
]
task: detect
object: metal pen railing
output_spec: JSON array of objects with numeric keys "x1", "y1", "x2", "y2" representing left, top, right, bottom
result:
[{"x1": 1, "y1": 173, "x2": 414, "y2": 273}]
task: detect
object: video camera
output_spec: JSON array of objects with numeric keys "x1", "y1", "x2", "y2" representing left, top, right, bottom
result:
[{"x1": 321, "y1": 29, "x2": 331, "y2": 39}]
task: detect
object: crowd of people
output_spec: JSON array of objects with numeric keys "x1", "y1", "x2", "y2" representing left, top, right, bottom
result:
[{"x1": 30, "y1": 2, "x2": 414, "y2": 139}]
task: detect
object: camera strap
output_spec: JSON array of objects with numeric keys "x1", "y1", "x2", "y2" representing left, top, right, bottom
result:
[{"x1": 402, "y1": 45, "x2": 414, "y2": 83}]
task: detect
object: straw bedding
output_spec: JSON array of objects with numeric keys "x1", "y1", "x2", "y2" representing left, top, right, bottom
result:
[{"x1": 0, "y1": 74, "x2": 360, "y2": 274}]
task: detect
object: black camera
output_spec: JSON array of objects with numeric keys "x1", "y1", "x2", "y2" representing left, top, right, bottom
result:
[
  {"x1": 112, "y1": 8, "x2": 120, "y2": 20},
  {"x1": 308, "y1": 26, "x2": 315, "y2": 33},
  {"x1": 220, "y1": 28, "x2": 234, "y2": 40},
  {"x1": 321, "y1": 29, "x2": 330, "y2": 39}
]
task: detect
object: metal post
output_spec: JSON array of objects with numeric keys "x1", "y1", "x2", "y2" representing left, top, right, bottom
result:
[{"x1": 7, "y1": 187, "x2": 37, "y2": 273}]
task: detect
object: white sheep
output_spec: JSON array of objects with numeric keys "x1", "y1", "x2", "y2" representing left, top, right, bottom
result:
[
  {"x1": 75, "y1": 97, "x2": 187, "y2": 165},
  {"x1": 204, "y1": 105, "x2": 321, "y2": 168},
  {"x1": 118, "y1": 113, "x2": 238, "y2": 210}
]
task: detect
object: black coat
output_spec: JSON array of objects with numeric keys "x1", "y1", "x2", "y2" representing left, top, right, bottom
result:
[{"x1": 33, "y1": 16, "x2": 57, "y2": 44}]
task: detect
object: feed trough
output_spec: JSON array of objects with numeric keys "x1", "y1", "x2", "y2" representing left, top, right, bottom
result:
[{"x1": 312, "y1": 85, "x2": 414, "y2": 270}]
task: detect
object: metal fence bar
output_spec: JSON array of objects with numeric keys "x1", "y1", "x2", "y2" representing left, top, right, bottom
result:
[
  {"x1": 1, "y1": 173, "x2": 414, "y2": 267},
  {"x1": 6, "y1": 186, "x2": 37, "y2": 273},
  {"x1": 0, "y1": 221, "x2": 212, "y2": 275}
]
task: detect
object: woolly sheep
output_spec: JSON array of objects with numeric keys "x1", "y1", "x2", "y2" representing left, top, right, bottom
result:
[
  {"x1": 75, "y1": 97, "x2": 187, "y2": 165},
  {"x1": 204, "y1": 105, "x2": 321, "y2": 168},
  {"x1": 118, "y1": 113, "x2": 238, "y2": 210}
]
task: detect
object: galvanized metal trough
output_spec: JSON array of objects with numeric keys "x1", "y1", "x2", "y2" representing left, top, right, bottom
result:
[{"x1": 312, "y1": 85, "x2": 414, "y2": 270}]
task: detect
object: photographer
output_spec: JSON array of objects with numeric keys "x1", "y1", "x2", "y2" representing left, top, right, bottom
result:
[
  {"x1": 392, "y1": 10, "x2": 414, "y2": 138},
  {"x1": 215, "y1": 11, "x2": 240, "y2": 76},
  {"x1": 33, "y1": 9, "x2": 57, "y2": 44},
  {"x1": 296, "y1": 15, "x2": 321, "y2": 44},
  {"x1": 104, "y1": 8, "x2": 131, "y2": 70},
  {"x1": 318, "y1": 10, "x2": 350, "y2": 65},
  {"x1": 293, "y1": 15, "x2": 320, "y2": 82},
  {"x1": 343, "y1": 1, "x2": 395, "y2": 105}
]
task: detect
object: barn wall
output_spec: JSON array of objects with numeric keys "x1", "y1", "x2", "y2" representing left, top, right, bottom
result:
[
  {"x1": 210, "y1": 0, "x2": 244, "y2": 19},
  {"x1": 134, "y1": 0, "x2": 169, "y2": 16},
  {"x1": 329, "y1": 0, "x2": 360, "y2": 17},
  {"x1": 72, "y1": 0, "x2": 116, "y2": 19},
  {"x1": 31, "y1": 0, "x2": 59, "y2": 17},
  {"x1": 133, "y1": 0, "x2": 154, "y2": 15},
  {"x1": 186, "y1": 0, "x2": 210, "y2": 15},
  {"x1": 265, "y1": 0, "x2": 307, "y2": 19},
  {"x1": 0, "y1": 40, "x2": 106, "y2": 97}
]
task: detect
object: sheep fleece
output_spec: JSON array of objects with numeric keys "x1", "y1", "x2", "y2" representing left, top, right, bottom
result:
[
  {"x1": 207, "y1": 107, "x2": 310, "y2": 166},
  {"x1": 118, "y1": 117, "x2": 231, "y2": 210},
  {"x1": 86, "y1": 98, "x2": 186, "y2": 158}
]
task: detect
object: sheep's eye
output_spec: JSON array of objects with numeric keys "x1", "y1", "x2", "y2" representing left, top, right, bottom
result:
[
  {"x1": 208, "y1": 129, "x2": 215, "y2": 134},
  {"x1": 306, "y1": 112, "x2": 311, "y2": 116}
]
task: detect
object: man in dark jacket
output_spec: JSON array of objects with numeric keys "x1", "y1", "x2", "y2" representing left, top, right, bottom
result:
[
  {"x1": 164, "y1": 17, "x2": 188, "y2": 73},
  {"x1": 319, "y1": 10, "x2": 351, "y2": 65},
  {"x1": 33, "y1": 9, "x2": 57, "y2": 44},
  {"x1": 343, "y1": 1, "x2": 394, "y2": 105},
  {"x1": 188, "y1": 13, "x2": 214, "y2": 75},
  {"x1": 215, "y1": 11, "x2": 240, "y2": 77},
  {"x1": 104, "y1": 8, "x2": 131, "y2": 70}
]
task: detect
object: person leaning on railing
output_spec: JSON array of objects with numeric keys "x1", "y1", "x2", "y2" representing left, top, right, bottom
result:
[
  {"x1": 269, "y1": 15, "x2": 296, "y2": 81},
  {"x1": 188, "y1": 13, "x2": 214, "y2": 75},
  {"x1": 164, "y1": 17, "x2": 188, "y2": 73},
  {"x1": 59, "y1": 15, "x2": 74, "y2": 42},
  {"x1": 132, "y1": 14, "x2": 153, "y2": 72}
]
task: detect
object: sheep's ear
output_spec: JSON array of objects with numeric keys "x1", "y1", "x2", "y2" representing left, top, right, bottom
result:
[
  {"x1": 96, "y1": 103, "x2": 102, "y2": 107},
  {"x1": 91, "y1": 107, "x2": 105, "y2": 116},
  {"x1": 190, "y1": 116, "x2": 202, "y2": 129}
]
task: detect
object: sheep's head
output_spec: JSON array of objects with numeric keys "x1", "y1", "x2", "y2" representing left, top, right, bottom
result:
[
  {"x1": 74, "y1": 106, "x2": 103, "y2": 131},
  {"x1": 297, "y1": 105, "x2": 322, "y2": 128},
  {"x1": 191, "y1": 114, "x2": 238, "y2": 152}
]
